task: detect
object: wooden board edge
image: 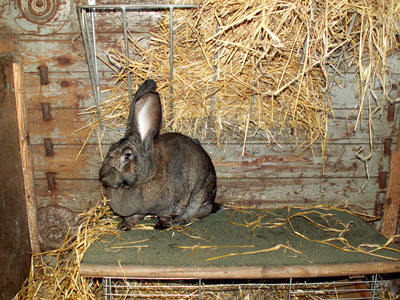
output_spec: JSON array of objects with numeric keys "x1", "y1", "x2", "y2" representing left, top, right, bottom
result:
[
  {"x1": 381, "y1": 118, "x2": 400, "y2": 238},
  {"x1": 79, "y1": 261, "x2": 400, "y2": 279},
  {"x1": 13, "y1": 62, "x2": 41, "y2": 254}
]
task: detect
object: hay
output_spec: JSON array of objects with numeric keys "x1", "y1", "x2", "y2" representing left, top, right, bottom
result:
[
  {"x1": 13, "y1": 200, "x2": 120, "y2": 300},
  {"x1": 84, "y1": 0, "x2": 399, "y2": 157}
]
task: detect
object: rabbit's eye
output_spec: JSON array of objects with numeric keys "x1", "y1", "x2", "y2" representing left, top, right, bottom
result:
[{"x1": 120, "y1": 149, "x2": 134, "y2": 164}]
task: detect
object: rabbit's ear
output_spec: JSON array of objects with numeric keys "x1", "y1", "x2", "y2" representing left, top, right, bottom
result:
[
  {"x1": 126, "y1": 80, "x2": 157, "y2": 132},
  {"x1": 133, "y1": 92, "x2": 162, "y2": 142},
  {"x1": 125, "y1": 79, "x2": 158, "y2": 140}
]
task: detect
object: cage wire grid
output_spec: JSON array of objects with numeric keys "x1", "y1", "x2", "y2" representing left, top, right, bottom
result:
[{"x1": 101, "y1": 275, "x2": 383, "y2": 300}]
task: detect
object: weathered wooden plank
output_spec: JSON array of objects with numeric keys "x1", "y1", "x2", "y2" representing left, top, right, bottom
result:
[
  {"x1": 216, "y1": 178, "x2": 384, "y2": 212},
  {"x1": 34, "y1": 179, "x2": 102, "y2": 212},
  {"x1": 0, "y1": 37, "x2": 16, "y2": 53},
  {"x1": 21, "y1": 43, "x2": 87, "y2": 73},
  {"x1": 18, "y1": 35, "x2": 151, "y2": 73},
  {"x1": 13, "y1": 62, "x2": 41, "y2": 254},
  {"x1": 76, "y1": 8, "x2": 163, "y2": 34},
  {"x1": 0, "y1": 0, "x2": 165, "y2": 35},
  {"x1": 30, "y1": 143, "x2": 391, "y2": 180},
  {"x1": 27, "y1": 108, "x2": 92, "y2": 145},
  {"x1": 17, "y1": 39, "x2": 400, "y2": 103},
  {"x1": 34, "y1": 177, "x2": 384, "y2": 214},
  {"x1": 18, "y1": 39, "x2": 115, "y2": 73},
  {"x1": 24, "y1": 71, "x2": 399, "y2": 110},
  {"x1": 32, "y1": 144, "x2": 98, "y2": 179},
  {"x1": 0, "y1": 56, "x2": 32, "y2": 299},
  {"x1": 381, "y1": 125, "x2": 400, "y2": 237},
  {"x1": 330, "y1": 73, "x2": 400, "y2": 108},
  {"x1": 22, "y1": 67, "x2": 400, "y2": 111},
  {"x1": 211, "y1": 143, "x2": 391, "y2": 179},
  {"x1": 79, "y1": 262, "x2": 400, "y2": 280},
  {"x1": 381, "y1": 150, "x2": 400, "y2": 237},
  {"x1": 0, "y1": 0, "x2": 78, "y2": 35},
  {"x1": 24, "y1": 72, "x2": 113, "y2": 109},
  {"x1": 26, "y1": 107, "x2": 398, "y2": 145}
]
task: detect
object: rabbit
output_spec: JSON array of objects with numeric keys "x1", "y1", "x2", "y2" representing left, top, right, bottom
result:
[{"x1": 99, "y1": 79, "x2": 218, "y2": 230}]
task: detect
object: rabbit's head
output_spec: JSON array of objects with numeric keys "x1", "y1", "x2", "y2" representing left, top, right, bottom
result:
[{"x1": 99, "y1": 80, "x2": 161, "y2": 189}]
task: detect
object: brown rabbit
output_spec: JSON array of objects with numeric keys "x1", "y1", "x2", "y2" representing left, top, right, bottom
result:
[{"x1": 99, "y1": 79, "x2": 218, "y2": 230}]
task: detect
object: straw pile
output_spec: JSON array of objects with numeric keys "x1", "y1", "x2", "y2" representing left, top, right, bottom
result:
[
  {"x1": 13, "y1": 200, "x2": 120, "y2": 300},
  {"x1": 89, "y1": 0, "x2": 399, "y2": 154}
]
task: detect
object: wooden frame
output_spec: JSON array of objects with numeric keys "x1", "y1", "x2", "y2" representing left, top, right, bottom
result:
[
  {"x1": 80, "y1": 262, "x2": 400, "y2": 279},
  {"x1": 382, "y1": 124, "x2": 400, "y2": 238},
  {"x1": 13, "y1": 62, "x2": 40, "y2": 254}
]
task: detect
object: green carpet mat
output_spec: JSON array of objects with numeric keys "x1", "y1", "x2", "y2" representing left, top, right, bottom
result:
[{"x1": 82, "y1": 207, "x2": 400, "y2": 268}]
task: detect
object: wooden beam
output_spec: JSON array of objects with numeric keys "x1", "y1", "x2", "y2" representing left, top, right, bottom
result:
[
  {"x1": 80, "y1": 261, "x2": 400, "y2": 279},
  {"x1": 382, "y1": 120, "x2": 400, "y2": 238},
  {"x1": 13, "y1": 62, "x2": 41, "y2": 254}
]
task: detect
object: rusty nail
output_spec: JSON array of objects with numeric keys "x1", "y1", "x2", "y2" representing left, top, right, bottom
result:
[
  {"x1": 44, "y1": 138, "x2": 54, "y2": 156},
  {"x1": 384, "y1": 138, "x2": 392, "y2": 156},
  {"x1": 387, "y1": 103, "x2": 395, "y2": 122},
  {"x1": 378, "y1": 172, "x2": 387, "y2": 189},
  {"x1": 41, "y1": 103, "x2": 51, "y2": 121},
  {"x1": 38, "y1": 66, "x2": 49, "y2": 85},
  {"x1": 374, "y1": 202, "x2": 383, "y2": 217},
  {"x1": 46, "y1": 172, "x2": 56, "y2": 191}
]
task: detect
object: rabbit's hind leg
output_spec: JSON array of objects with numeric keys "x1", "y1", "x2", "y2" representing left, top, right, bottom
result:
[{"x1": 174, "y1": 195, "x2": 214, "y2": 225}]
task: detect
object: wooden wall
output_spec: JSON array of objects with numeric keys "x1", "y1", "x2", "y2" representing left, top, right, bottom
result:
[{"x1": 0, "y1": 0, "x2": 399, "y2": 250}]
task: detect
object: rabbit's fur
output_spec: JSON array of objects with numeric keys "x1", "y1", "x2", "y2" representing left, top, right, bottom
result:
[{"x1": 99, "y1": 79, "x2": 217, "y2": 230}]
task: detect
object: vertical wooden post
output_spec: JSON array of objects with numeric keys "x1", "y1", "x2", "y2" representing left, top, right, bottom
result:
[
  {"x1": 13, "y1": 62, "x2": 41, "y2": 254},
  {"x1": 381, "y1": 121, "x2": 400, "y2": 238}
]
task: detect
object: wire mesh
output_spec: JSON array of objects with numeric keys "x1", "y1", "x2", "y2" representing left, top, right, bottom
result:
[{"x1": 101, "y1": 275, "x2": 384, "y2": 300}]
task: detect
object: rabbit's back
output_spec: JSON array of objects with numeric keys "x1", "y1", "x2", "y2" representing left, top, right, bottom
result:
[
  {"x1": 154, "y1": 133, "x2": 215, "y2": 179},
  {"x1": 145, "y1": 132, "x2": 217, "y2": 222}
]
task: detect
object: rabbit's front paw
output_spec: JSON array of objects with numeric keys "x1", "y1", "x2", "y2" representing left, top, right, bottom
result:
[
  {"x1": 117, "y1": 220, "x2": 133, "y2": 231},
  {"x1": 117, "y1": 216, "x2": 140, "y2": 231}
]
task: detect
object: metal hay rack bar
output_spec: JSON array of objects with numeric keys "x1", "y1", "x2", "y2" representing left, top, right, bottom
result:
[{"x1": 76, "y1": 2, "x2": 197, "y2": 130}]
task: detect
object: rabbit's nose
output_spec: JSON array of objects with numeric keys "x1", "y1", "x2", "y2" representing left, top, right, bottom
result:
[{"x1": 99, "y1": 165, "x2": 108, "y2": 181}]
